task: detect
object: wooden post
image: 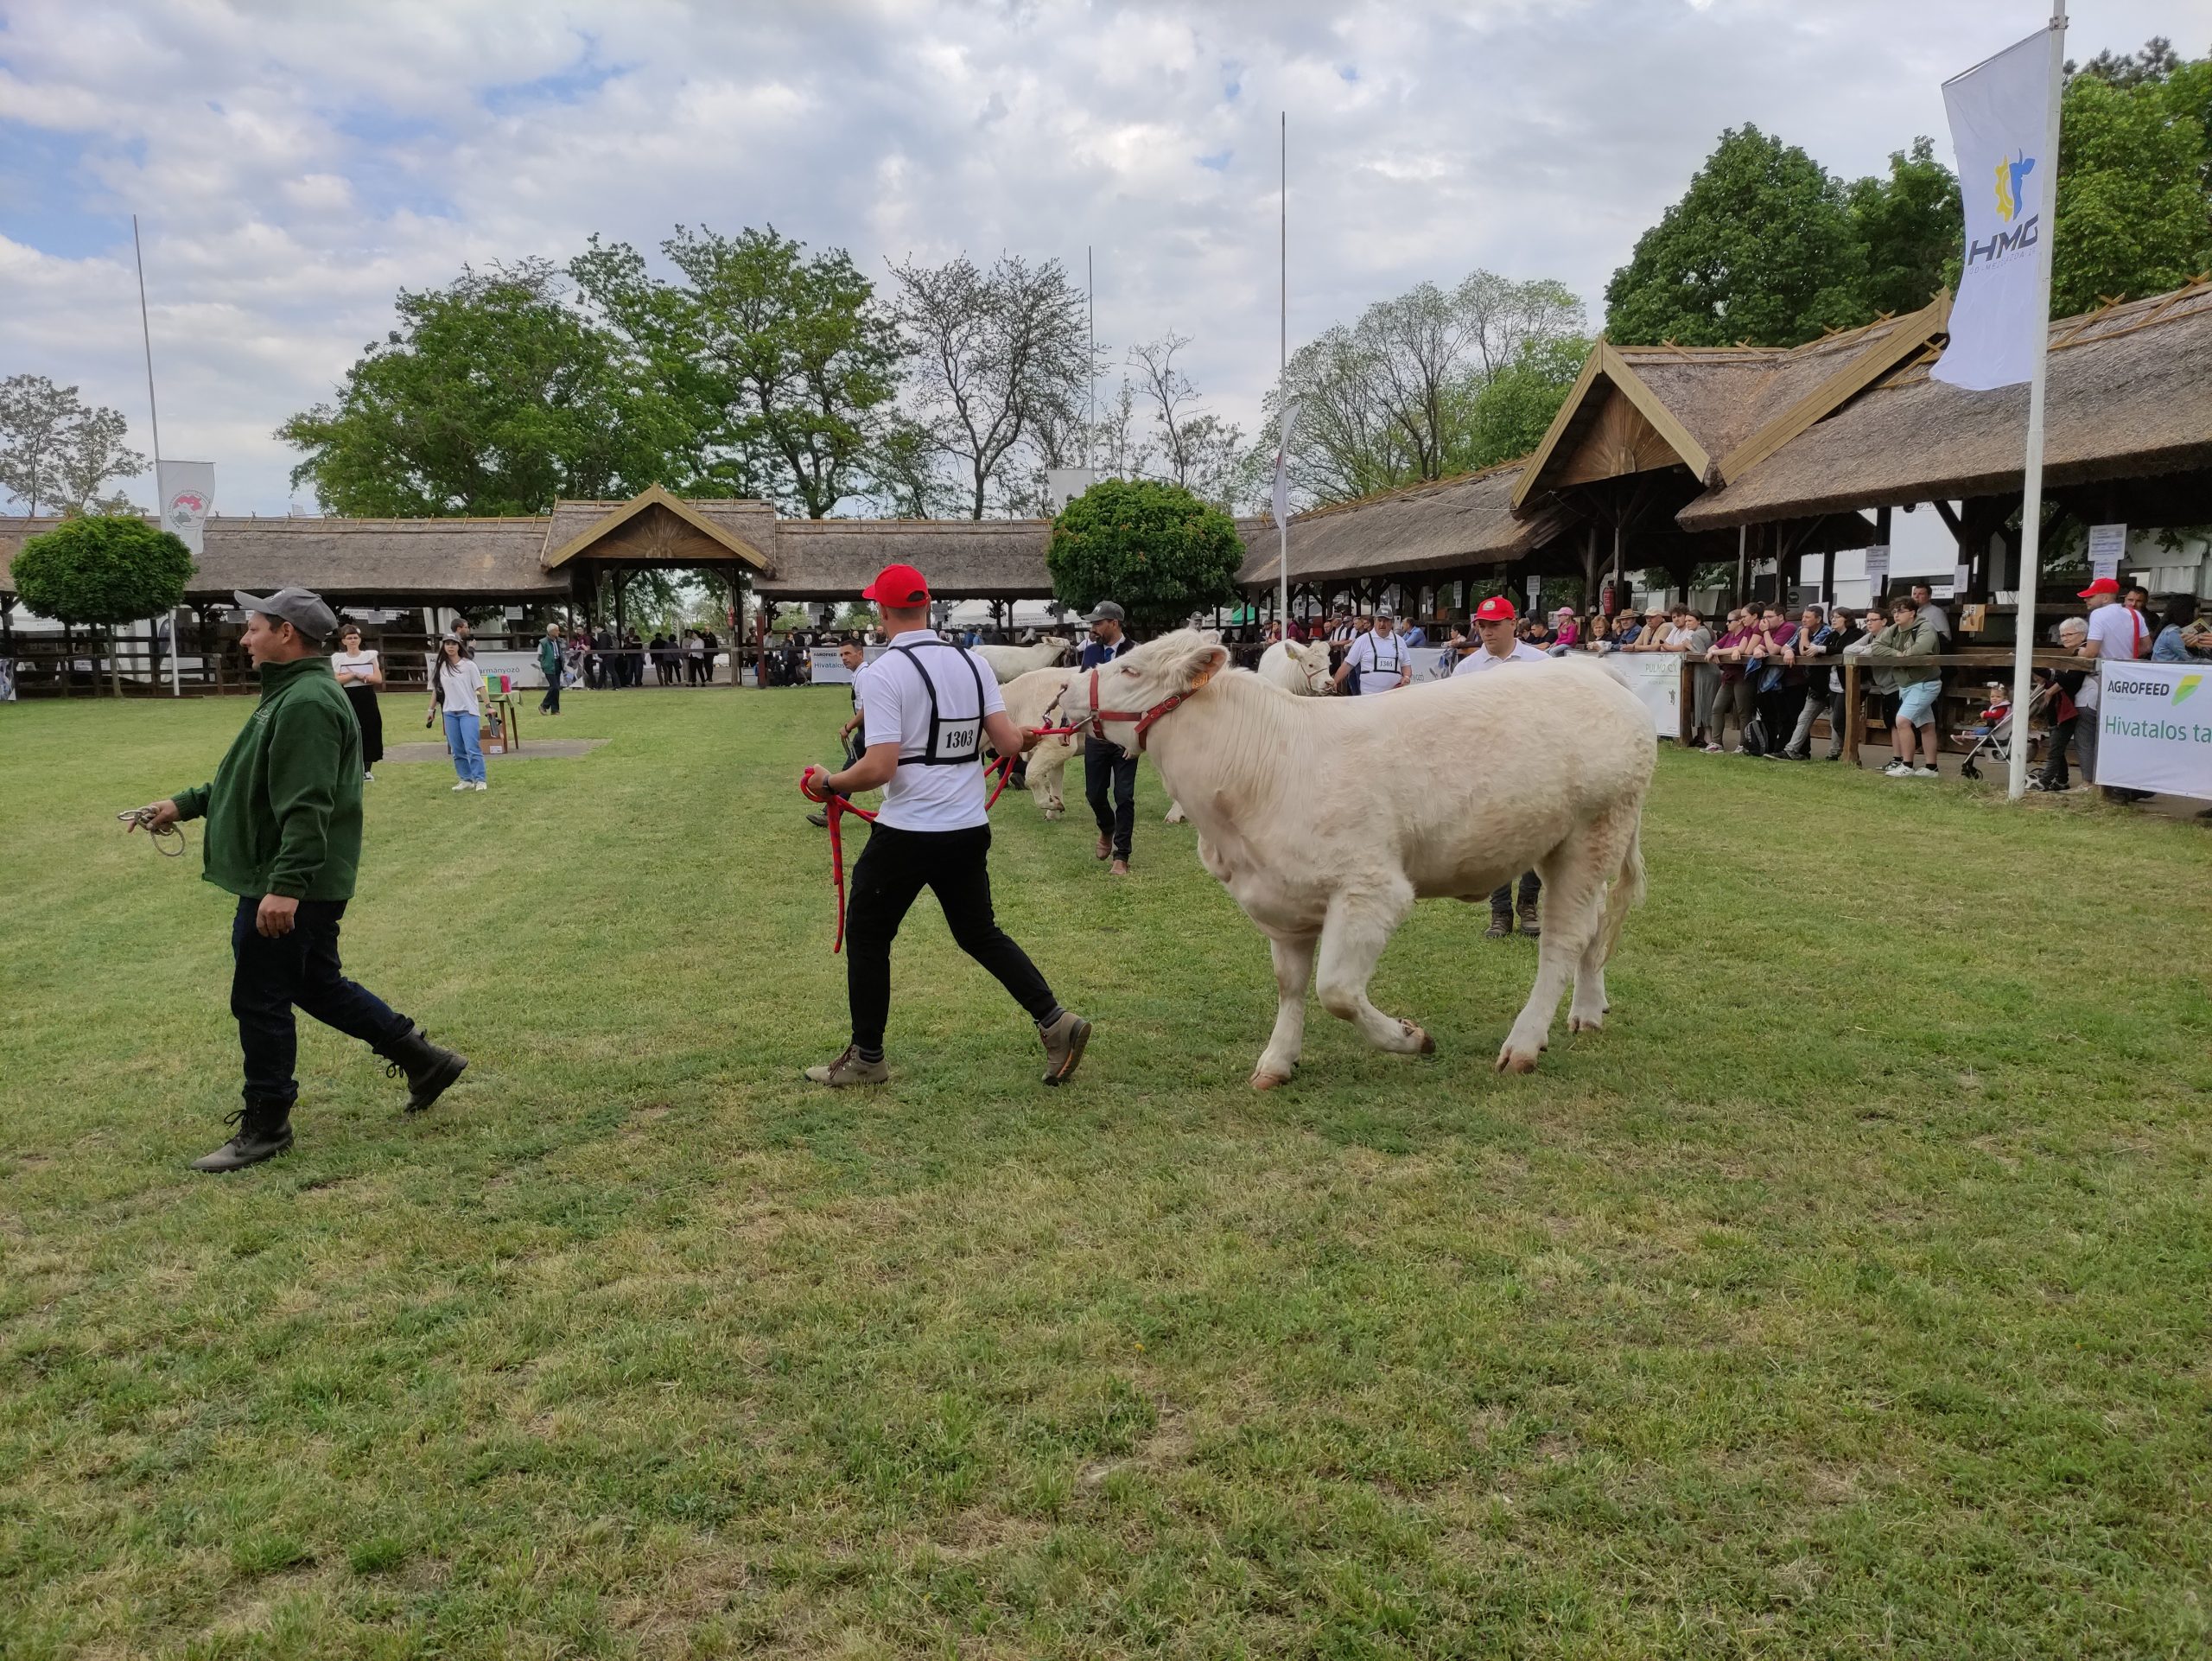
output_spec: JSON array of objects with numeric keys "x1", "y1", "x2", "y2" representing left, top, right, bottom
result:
[
  {"x1": 1734, "y1": 525, "x2": 1748, "y2": 608},
  {"x1": 1679, "y1": 659, "x2": 1694, "y2": 746},
  {"x1": 1843, "y1": 660, "x2": 1861, "y2": 767},
  {"x1": 753, "y1": 596, "x2": 767, "y2": 688}
]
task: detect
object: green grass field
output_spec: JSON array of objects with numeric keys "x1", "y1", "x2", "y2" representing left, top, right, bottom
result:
[{"x1": 3, "y1": 687, "x2": 2209, "y2": 1659}]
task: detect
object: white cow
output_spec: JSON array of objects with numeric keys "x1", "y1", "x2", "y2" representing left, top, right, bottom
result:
[
  {"x1": 975, "y1": 637, "x2": 1075, "y2": 682},
  {"x1": 1087, "y1": 630, "x2": 1652, "y2": 1084},
  {"x1": 1164, "y1": 638, "x2": 1334, "y2": 824},
  {"x1": 997, "y1": 666, "x2": 1083, "y2": 819}
]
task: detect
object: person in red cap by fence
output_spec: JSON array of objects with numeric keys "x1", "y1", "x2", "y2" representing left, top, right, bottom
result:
[
  {"x1": 2077, "y1": 575, "x2": 2150, "y2": 801},
  {"x1": 801, "y1": 563, "x2": 1091, "y2": 1088},
  {"x1": 1452, "y1": 595, "x2": 1550, "y2": 937}
]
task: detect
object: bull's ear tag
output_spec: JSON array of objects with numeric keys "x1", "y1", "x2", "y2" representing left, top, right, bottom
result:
[{"x1": 1186, "y1": 657, "x2": 1220, "y2": 691}]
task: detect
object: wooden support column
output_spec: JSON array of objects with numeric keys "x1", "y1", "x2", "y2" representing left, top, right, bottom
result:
[{"x1": 1734, "y1": 525, "x2": 1748, "y2": 608}]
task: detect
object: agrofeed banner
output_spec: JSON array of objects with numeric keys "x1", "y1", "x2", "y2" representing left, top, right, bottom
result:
[{"x1": 2095, "y1": 662, "x2": 2212, "y2": 801}]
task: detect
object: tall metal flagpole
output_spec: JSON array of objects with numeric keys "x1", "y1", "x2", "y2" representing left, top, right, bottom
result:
[
  {"x1": 132, "y1": 214, "x2": 181, "y2": 698},
  {"x1": 1086, "y1": 245, "x2": 1096, "y2": 469},
  {"x1": 2006, "y1": 7, "x2": 2067, "y2": 799},
  {"x1": 1277, "y1": 111, "x2": 1288, "y2": 632}
]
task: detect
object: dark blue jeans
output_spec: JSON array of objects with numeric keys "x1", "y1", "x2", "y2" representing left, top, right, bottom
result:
[
  {"x1": 230, "y1": 896, "x2": 412, "y2": 1109},
  {"x1": 1084, "y1": 737, "x2": 1138, "y2": 859}
]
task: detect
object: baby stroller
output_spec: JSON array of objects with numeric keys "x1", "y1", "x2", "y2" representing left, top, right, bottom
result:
[{"x1": 1956, "y1": 679, "x2": 2050, "y2": 780}]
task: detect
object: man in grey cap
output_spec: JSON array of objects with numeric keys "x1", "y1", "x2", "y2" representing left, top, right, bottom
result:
[
  {"x1": 1077, "y1": 600, "x2": 1138, "y2": 875},
  {"x1": 129, "y1": 589, "x2": 467, "y2": 1172}
]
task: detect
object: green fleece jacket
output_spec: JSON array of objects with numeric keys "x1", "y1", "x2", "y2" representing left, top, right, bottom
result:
[
  {"x1": 172, "y1": 655, "x2": 364, "y2": 901},
  {"x1": 1863, "y1": 614, "x2": 1942, "y2": 692}
]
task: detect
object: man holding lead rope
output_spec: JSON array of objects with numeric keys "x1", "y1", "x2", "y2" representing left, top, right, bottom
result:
[{"x1": 801, "y1": 563, "x2": 1091, "y2": 1089}]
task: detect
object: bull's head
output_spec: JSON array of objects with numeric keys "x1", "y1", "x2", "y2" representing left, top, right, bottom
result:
[
  {"x1": 1039, "y1": 636, "x2": 1074, "y2": 663},
  {"x1": 1286, "y1": 638, "x2": 1332, "y2": 694},
  {"x1": 1086, "y1": 628, "x2": 1230, "y2": 748}
]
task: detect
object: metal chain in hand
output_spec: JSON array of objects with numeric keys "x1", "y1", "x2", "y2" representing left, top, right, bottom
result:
[{"x1": 118, "y1": 807, "x2": 188, "y2": 858}]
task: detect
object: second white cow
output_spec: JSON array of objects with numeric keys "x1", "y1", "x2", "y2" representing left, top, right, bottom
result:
[
  {"x1": 997, "y1": 665, "x2": 1083, "y2": 819},
  {"x1": 974, "y1": 637, "x2": 1074, "y2": 683},
  {"x1": 1086, "y1": 630, "x2": 1653, "y2": 1082}
]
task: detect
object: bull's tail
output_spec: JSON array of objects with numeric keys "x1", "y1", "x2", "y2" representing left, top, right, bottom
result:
[{"x1": 1599, "y1": 815, "x2": 1645, "y2": 960}]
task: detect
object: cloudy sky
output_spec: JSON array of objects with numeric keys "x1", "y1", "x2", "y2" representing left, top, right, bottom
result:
[{"x1": 1, "y1": 0, "x2": 2200, "y2": 516}]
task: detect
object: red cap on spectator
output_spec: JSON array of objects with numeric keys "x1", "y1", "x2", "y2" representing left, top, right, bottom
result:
[
  {"x1": 861, "y1": 563, "x2": 931, "y2": 605},
  {"x1": 2076, "y1": 576, "x2": 2120, "y2": 597},
  {"x1": 1473, "y1": 595, "x2": 1518, "y2": 623}
]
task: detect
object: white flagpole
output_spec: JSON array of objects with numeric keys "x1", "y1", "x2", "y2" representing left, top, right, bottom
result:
[
  {"x1": 1278, "y1": 111, "x2": 1289, "y2": 632},
  {"x1": 133, "y1": 213, "x2": 181, "y2": 698},
  {"x1": 2006, "y1": 7, "x2": 2067, "y2": 799}
]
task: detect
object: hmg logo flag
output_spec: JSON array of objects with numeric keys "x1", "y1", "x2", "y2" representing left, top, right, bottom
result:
[{"x1": 1932, "y1": 30, "x2": 2056, "y2": 391}]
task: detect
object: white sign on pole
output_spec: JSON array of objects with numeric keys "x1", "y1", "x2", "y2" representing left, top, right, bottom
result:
[
  {"x1": 2094, "y1": 661, "x2": 2212, "y2": 800},
  {"x1": 1932, "y1": 30, "x2": 2055, "y2": 391},
  {"x1": 156, "y1": 461, "x2": 214, "y2": 556},
  {"x1": 1525, "y1": 574, "x2": 1541, "y2": 602},
  {"x1": 1270, "y1": 400, "x2": 1301, "y2": 531},
  {"x1": 1863, "y1": 545, "x2": 1891, "y2": 591},
  {"x1": 2088, "y1": 523, "x2": 2126, "y2": 582},
  {"x1": 1611, "y1": 653, "x2": 1683, "y2": 738}
]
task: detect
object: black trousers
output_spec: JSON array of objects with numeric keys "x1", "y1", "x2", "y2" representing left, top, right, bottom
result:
[
  {"x1": 230, "y1": 896, "x2": 413, "y2": 1110},
  {"x1": 1084, "y1": 736, "x2": 1138, "y2": 859},
  {"x1": 2038, "y1": 713, "x2": 2077, "y2": 788},
  {"x1": 1491, "y1": 872, "x2": 1541, "y2": 916},
  {"x1": 539, "y1": 671, "x2": 562, "y2": 715},
  {"x1": 845, "y1": 822, "x2": 1058, "y2": 1052}
]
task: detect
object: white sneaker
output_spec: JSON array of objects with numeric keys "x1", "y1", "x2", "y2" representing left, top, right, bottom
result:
[
  {"x1": 1911, "y1": 766, "x2": 1939, "y2": 778},
  {"x1": 474, "y1": 780, "x2": 489, "y2": 791},
  {"x1": 1882, "y1": 760, "x2": 1911, "y2": 777},
  {"x1": 363, "y1": 770, "x2": 374, "y2": 782},
  {"x1": 452, "y1": 782, "x2": 471, "y2": 792}
]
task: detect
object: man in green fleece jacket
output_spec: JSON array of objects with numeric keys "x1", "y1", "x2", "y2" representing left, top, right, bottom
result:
[{"x1": 131, "y1": 589, "x2": 467, "y2": 1171}]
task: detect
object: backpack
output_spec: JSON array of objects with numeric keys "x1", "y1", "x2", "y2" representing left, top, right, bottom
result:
[{"x1": 1741, "y1": 711, "x2": 1770, "y2": 758}]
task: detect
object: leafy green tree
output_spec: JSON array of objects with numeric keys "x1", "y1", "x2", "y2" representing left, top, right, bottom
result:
[
  {"x1": 2050, "y1": 50, "x2": 2212, "y2": 314},
  {"x1": 1847, "y1": 137, "x2": 1963, "y2": 317},
  {"x1": 10, "y1": 512, "x2": 194, "y2": 696},
  {"x1": 1465, "y1": 335, "x2": 1589, "y2": 472},
  {"x1": 0, "y1": 375, "x2": 147, "y2": 516},
  {"x1": 1605, "y1": 125, "x2": 1866, "y2": 346},
  {"x1": 1046, "y1": 478, "x2": 1245, "y2": 637},
  {"x1": 278, "y1": 259, "x2": 699, "y2": 516},
  {"x1": 571, "y1": 226, "x2": 901, "y2": 518}
]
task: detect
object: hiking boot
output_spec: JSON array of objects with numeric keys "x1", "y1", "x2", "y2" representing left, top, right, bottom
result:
[
  {"x1": 383, "y1": 1025, "x2": 468, "y2": 1113},
  {"x1": 804, "y1": 1045, "x2": 889, "y2": 1086},
  {"x1": 1517, "y1": 903, "x2": 1542, "y2": 939},
  {"x1": 190, "y1": 1100, "x2": 293, "y2": 1173},
  {"x1": 806, "y1": 810, "x2": 829, "y2": 828},
  {"x1": 1038, "y1": 1010, "x2": 1091, "y2": 1086},
  {"x1": 1485, "y1": 910, "x2": 1513, "y2": 939}
]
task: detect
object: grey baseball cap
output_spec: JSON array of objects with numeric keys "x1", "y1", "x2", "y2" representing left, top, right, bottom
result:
[
  {"x1": 1082, "y1": 600, "x2": 1125, "y2": 624},
  {"x1": 234, "y1": 588, "x2": 338, "y2": 643}
]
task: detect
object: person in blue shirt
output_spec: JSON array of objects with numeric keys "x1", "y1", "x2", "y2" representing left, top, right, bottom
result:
[{"x1": 1077, "y1": 601, "x2": 1138, "y2": 875}]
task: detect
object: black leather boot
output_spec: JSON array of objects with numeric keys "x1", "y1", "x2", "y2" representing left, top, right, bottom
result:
[
  {"x1": 1484, "y1": 903, "x2": 1513, "y2": 939},
  {"x1": 190, "y1": 1100, "x2": 294, "y2": 1173},
  {"x1": 1517, "y1": 901, "x2": 1542, "y2": 939},
  {"x1": 383, "y1": 1026, "x2": 468, "y2": 1113}
]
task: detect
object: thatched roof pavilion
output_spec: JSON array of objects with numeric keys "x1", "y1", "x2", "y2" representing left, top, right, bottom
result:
[{"x1": 1237, "y1": 462, "x2": 1572, "y2": 594}]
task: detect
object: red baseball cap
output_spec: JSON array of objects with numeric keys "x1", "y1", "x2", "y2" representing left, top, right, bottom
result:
[
  {"x1": 1473, "y1": 595, "x2": 1518, "y2": 623},
  {"x1": 2076, "y1": 576, "x2": 2120, "y2": 597},
  {"x1": 861, "y1": 563, "x2": 931, "y2": 605}
]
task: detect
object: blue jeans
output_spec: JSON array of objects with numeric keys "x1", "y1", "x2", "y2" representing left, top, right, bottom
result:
[
  {"x1": 443, "y1": 710, "x2": 486, "y2": 783},
  {"x1": 230, "y1": 896, "x2": 412, "y2": 1108}
]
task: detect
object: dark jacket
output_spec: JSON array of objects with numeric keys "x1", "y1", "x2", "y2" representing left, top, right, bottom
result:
[{"x1": 171, "y1": 655, "x2": 363, "y2": 901}]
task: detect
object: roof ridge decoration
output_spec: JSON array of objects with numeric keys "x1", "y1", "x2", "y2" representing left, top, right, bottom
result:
[
  {"x1": 539, "y1": 484, "x2": 772, "y2": 572},
  {"x1": 1510, "y1": 339, "x2": 1714, "y2": 509}
]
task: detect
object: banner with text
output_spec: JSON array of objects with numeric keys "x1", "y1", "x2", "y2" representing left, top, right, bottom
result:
[
  {"x1": 1932, "y1": 29, "x2": 2055, "y2": 391},
  {"x1": 2096, "y1": 661, "x2": 2212, "y2": 800},
  {"x1": 810, "y1": 644, "x2": 889, "y2": 684},
  {"x1": 1611, "y1": 652, "x2": 1683, "y2": 738}
]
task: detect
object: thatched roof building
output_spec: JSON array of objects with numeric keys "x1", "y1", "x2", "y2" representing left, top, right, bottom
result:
[
  {"x1": 1238, "y1": 462, "x2": 1571, "y2": 590},
  {"x1": 1676, "y1": 283, "x2": 2212, "y2": 531},
  {"x1": 754, "y1": 519, "x2": 1054, "y2": 599}
]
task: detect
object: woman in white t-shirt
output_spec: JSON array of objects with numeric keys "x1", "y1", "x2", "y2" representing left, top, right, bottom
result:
[
  {"x1": 425, "y1": 635, "x2": 490, "y2": 791},
  {"x1": 331, "y1": 625, "x2": 385, "y2": 780}
]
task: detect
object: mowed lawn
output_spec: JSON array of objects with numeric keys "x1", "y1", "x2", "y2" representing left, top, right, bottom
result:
[{"x1": 3, "y1": 686, "x2": 2209, "y2": 1661}]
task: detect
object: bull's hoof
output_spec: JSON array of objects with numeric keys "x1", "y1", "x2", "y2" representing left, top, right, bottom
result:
[
  {"x1": 1250, "y1": 1069, "x2": 1293, "y2": 1091},
  {"x1": 1400, "y1": 1020, "x2": 1436, "y2": 1054},
  {"x1": 1568, "y1": 1014, "x2": 1604, "y2": 1034},
  {"x1": 1493, "y1": 1048, "x2": 1540, "y2": 1074}
]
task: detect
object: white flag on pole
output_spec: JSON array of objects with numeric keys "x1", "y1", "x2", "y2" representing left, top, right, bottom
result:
[
  {"x1": 1270, "y1": 398, "x2": 1302, "y2": 528},
  {"x1": 1932, "y1": 30, "x2": 2056, "y2": 391},
  {"x1": 156, "y1": 461, "x2": 214, "y2": 557}
]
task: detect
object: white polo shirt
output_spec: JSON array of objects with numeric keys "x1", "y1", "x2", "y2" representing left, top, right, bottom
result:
[
  {"x1": 2086, "y1": 601, "x2": 2146, "y2": 665},
  {"x1": 856, "y1": 629, "x2": 1005, "y2": 831},
  {"x1": 1344, "y1": 628, "x2": 1411, "y2": 695},
  {"x1": 1451, "y1": 640, "x2": 1548, "y2": 677}
]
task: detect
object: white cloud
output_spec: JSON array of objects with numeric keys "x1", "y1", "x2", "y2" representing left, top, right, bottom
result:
[{"x1": 0, "y1": 0, "x2": 2199, "y2": 514}]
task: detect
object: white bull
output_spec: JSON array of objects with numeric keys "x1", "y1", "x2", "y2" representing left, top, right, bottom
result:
[
  {"x1": 1093, "y1": 630, "x2": 1652, "y2": 1084},
  {"x1": 1164, "y1": 638, "x2": 1333, "y2": 824},
  {"x1": 997, "y1": 665, "x2": 1083, "y2": 819},
  {"x1": 975, "y1": 638, "x2": 1074, "y2": 682}
]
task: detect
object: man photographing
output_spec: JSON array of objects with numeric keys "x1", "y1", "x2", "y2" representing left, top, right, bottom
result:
[
  {"x1": 801, "y1": 564, "x2": 1090, "y2": 1088},
  {"x1": 128, "y1": 589, "x2": 467, "y2": 1172}
]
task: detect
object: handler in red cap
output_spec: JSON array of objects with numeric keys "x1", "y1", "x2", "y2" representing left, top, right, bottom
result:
[
  {"x1": 802, "y1": 563, "x2": 1091, "y2": 1087},
  {"x1": 1452, "y1": 595, "x2": 1549, "y2": 936}
]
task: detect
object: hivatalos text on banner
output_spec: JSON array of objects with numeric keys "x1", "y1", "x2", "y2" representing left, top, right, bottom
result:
[
  {"x1": 1932, "y1": 29, "x2": 2059, "y2": 391},
  {"x1": 1609, "y1": 652, "x2": 1683, "y2": 738},
  {"x1": 2094, "y1": 661, "x2": 2212, "y2": 802},
  {"x1": 156, "y1": 461, "x2": 214, "y2": 557},
  {"x1": 809, "y1": 644, "x2": 888, "y2": 685}
]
